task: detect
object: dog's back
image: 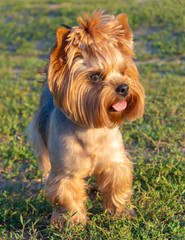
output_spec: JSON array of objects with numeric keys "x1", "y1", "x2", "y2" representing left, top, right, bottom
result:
[
  {"x1": 28, "y1": 85, "x2": 54, "y2": 177},
  {"x1": 37, "y1": 86, "x2": 54, "y2": 145}
]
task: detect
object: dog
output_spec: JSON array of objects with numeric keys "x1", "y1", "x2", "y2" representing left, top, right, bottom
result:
[{"x1": 28, "y1": 10, "x2": 145, "y2": 226}]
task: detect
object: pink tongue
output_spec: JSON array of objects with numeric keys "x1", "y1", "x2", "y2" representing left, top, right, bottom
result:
[{"x1": 112, "y1": 101, "x2": 127, "y2": 112}]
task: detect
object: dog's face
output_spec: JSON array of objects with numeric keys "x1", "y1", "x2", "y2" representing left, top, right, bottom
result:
[{"x1": 48, "y1": 11, "x2": 145, "y2": 128}]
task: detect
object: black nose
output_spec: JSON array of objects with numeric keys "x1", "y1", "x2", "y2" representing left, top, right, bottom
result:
[{"x1": 116, "y1": 84, "x2": 129, "y2": 97}]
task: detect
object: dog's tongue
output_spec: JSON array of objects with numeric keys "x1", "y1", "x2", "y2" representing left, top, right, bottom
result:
[{"x1": 112, "y1": 101, "x2": 127, "y2": 112}]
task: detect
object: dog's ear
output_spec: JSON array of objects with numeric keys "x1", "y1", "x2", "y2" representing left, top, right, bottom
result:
[
  {"x1": 116, "y1": 14, "x2": 133, "y2": 41},
  {"x1": 48, "y1": 27, "x2": 70, "y2": 98},
  {"x1": 51, "y1": 27, "x2": 71, "y2": 64}
]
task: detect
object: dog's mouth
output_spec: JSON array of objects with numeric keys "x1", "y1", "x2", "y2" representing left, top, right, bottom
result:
[{"x1": 109, "y1": 100, "x2": 127, "y2": 112}]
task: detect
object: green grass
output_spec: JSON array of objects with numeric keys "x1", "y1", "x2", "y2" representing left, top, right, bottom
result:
[{"x1": 0, "y1": 0, "x2": 185, "y2": 239}]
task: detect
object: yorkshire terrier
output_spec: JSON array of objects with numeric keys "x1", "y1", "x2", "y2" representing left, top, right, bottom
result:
[{"x1": 29, "y1": 11, "x2": 145, "y2": 226}]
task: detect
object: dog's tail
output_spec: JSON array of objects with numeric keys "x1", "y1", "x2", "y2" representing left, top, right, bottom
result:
[{"x1": 27, "y1": 110, "x2": 51, "y2": 179}]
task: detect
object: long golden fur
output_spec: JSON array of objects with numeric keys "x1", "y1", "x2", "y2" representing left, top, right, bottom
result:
[{"x1": 28, "y1": 10, "x2": 145, "y2": 226}]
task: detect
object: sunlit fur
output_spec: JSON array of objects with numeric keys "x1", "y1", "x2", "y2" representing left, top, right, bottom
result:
[
  {"x1": 48, "y1": 10, "x2": 144, "y2": 128},
  {"x1": 28, "y1": 11, "x2": 145, "y2": 226}
]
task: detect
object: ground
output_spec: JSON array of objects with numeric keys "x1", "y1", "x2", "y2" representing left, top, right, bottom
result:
[{"x1": 0, "y1": 0, "x2": 185, "y2": 239}]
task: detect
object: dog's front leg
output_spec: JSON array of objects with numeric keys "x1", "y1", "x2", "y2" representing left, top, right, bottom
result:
[
  {"x1": 46, "y1": 170, "x2": 87, "y2": 226},
  {"x1": 97, "y1": 159, "x2": 134, "y2": 216}
]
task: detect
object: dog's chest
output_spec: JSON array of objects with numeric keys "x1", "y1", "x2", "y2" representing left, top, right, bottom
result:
[{"x1": 76, "y1": 127, "x2": 124, "y2": 156}]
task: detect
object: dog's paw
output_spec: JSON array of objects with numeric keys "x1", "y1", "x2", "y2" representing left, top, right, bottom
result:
[{"x1": 51, "y1": 206, "x2": 87, "y2": 228}]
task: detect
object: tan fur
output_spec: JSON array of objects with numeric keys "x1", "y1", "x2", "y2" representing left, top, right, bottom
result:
[
  {"x1": 29, "y1": 11, "x2": 145, "y2": 226},
  {"x1": 28, "y1": 110, "x2": 51, "y2": 178},
  {"x1": 48, "y1": 11, "x2": 144, "y2": 128}
]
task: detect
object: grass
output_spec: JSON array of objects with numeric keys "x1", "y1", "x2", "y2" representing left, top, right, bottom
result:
[{"x1": 0, "y1": 0, "x2": 184, "y2": 239}]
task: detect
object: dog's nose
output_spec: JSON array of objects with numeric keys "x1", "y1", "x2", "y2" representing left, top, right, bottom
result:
[{"x1": 116, "y1": 84, "x2": 129, "y2": 97}]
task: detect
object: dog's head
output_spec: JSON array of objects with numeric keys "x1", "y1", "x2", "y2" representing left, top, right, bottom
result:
[{"x1": 48, "y1": 11, "x2": 145, "y2": 128}]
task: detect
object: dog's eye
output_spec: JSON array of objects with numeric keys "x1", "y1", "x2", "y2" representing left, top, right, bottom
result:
[
  {"x1": 89, "y1": 73, "x2": 103, "y2": 82},
  {"x1": 121, "y1": 72, "x2": 125, "y2": 76}
]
